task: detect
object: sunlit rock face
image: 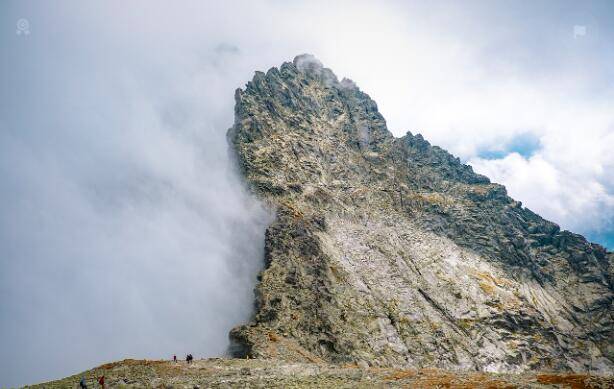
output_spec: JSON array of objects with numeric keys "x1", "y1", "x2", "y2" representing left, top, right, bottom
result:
[{"x1": 227, "y1": 55, "x2": 613, "y2": 373}]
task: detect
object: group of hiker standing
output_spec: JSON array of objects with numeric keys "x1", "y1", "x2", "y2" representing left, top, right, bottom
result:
[{"x1": 173, "y1": 353, "x2": 194, "y2": 363}]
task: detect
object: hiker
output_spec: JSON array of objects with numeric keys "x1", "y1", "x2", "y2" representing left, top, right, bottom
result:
[
  {"x1": 98, "y1": 375, "x2": 105, "y2": 388},
  {"x1": 173, "y1": 354, "x2": 177, "y2": 363},
  {"x1": 79, "y1": 376, "x2": 87, "y2": 389}
]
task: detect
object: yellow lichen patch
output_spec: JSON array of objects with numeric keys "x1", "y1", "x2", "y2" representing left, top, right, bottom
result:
[
  {"x1": 280, "y1": 200, "x2": 304, "y2": 219},
  {"x1": 491, "y1": 302, "x2": 506, "y2": 310},
  {"x1": 478, "y1": 280, "x2": 496, "y2": 295},
  {"x1": 397, "y1": 315, "x2": 413, "y2": 326},
  {"x1": 406, "y1": 192, "x2": 452, "y2": 207},
  {"x1": 474, "y1": 270, "x2": 513, "y2": 288},
  {"x1": 457, "y1": 318, "x2": 475, "y2": 330},
  {"x1": 329, "y1": 265, "x2": 346, "y2": 282},
  {"x1": 268, "y1": 332, "x2": 280, "y2": 342}
]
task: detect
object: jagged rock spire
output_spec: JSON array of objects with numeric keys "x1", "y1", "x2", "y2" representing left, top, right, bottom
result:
[{"x1": 228, "y1": 56, "x2": 613, "y2": 373}]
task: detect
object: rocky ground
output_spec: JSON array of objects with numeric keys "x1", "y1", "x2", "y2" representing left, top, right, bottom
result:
[{"x1": 28, "y1": 358, "x2": 614, "y2": 388}]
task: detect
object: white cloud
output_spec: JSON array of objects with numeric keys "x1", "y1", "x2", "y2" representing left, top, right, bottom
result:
[{"x1": 470, "y1": 152, "x2": 614, "y2": 233}]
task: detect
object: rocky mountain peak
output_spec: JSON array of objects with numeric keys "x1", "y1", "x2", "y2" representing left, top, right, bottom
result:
[{"x1": 228, "y1": 55, "x2": 613, "y2": 373}]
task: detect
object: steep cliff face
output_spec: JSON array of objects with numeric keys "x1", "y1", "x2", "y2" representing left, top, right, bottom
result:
[{"x1": 227, "y1": 55, "x2": 613, "y2": 373}]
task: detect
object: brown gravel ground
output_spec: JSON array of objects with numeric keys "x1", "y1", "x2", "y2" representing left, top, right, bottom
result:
[{"x1": 27, "y1": 358, "x2": 614, "y2": 388}]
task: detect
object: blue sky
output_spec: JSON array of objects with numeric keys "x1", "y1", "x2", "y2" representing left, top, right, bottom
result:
[
  {"x1": 0, "y1": 0, "x2": 613, "y2": 386},
  {"x1": 477, "y1": 132, "x2": 542, "y2": 160}
]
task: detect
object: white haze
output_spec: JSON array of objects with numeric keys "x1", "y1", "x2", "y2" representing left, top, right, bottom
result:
[{"x1": 1, "y1": 0, "x2": 613, "y2": 386}]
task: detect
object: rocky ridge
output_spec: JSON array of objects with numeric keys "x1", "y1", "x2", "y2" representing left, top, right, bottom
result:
[{"x1": 227, "y1": 54, "x2": 613, "y2": 374}]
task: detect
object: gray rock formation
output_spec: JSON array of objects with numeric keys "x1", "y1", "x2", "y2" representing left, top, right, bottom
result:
[{"x1": 227, "y1": 54, "x2": 613, "y2": 373}]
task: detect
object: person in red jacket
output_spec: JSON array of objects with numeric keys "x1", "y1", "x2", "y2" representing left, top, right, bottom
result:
[{"x1": 98, "y1": 375, "x2": 105, "y2": 388}]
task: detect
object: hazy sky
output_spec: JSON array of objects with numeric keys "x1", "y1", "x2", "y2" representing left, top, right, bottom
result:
[{"x1": 1, "y1": 1, "x2": 613, "y2": 386}]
